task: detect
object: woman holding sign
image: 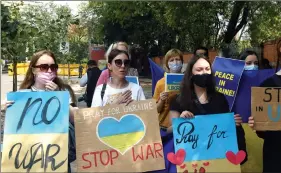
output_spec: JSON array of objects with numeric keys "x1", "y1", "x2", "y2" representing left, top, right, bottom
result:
[
  {"x1": 248, "y1": 39, "x2": 281, "y2": 173},
  {"x1": 91, "y1": 49, "x2": 145, "y2": 107},
  {"x1": 169, "y1": 54, "x2": 248, "y2": 164},
  {"x1": 1, "y1": 50, "x2": 77, "y2": 173},
  {"x1": 153, "y1": 49, "x2": 184, "y2": 129}
]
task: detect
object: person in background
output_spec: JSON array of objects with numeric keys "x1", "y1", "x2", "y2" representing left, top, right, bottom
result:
[
  {"x1": 193, "y1": 46, "x2": 209, "y2": 57},
  {"x1": 91, "y1": 49, "x2": 145, "y2": 107},
  {"x1": 261, "y1": 58, "x2": 272, "y2": 69},
  {"x1": 239, "y1": 49, "x2": 259, "y2": 70},
  {"x1": 169, "y1": 54, "x2": 247, "y2": 164},
  {"x1": 0, "y1": 50, "x2": 77, "y2": 172},
  {"x1": 78, "y1": 64, "x2": 84, "y2": 78},
  {"x1": 80, "y1": 60, "x2": 101, "y2": 107},
  {"x1": 248, "y1": 39, "x2": 281, "y2": 173},
  {"x1": 153, "y1": 49, "x2": 183, "y2": 129}
]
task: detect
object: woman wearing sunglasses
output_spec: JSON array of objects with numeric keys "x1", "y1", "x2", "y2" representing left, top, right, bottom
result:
[
  {"x1": 91, "y1": 49, "x2": 145, "y2": 107},
  {"x1": 2, "y1": 50, "x2": 77, "y2": 118},
  {"x1": 1, "y1": 50, "x2": 77, "y2": 172}
]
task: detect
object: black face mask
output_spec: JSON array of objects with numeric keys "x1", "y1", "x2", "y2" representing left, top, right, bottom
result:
[{"x1": 191, "y1": 73, "x2": 213, "y2": 88}]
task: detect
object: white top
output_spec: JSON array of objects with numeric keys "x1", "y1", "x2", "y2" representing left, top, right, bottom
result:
[
  {"x1": 80, "y1": 73, "x2": 88, "y2": 87},
  {"x1": 91, "y1": 82, "x2": 146, "y2": 107}
]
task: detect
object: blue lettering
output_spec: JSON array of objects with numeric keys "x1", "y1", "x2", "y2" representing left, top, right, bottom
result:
[{"x1": 267, "y1": 104, "x2": 281, "y2": 122}]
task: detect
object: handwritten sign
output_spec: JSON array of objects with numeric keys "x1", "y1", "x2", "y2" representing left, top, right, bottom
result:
[
  {"x1": 74, "y1": 99, "x2": 165, "y2": 172},
  {"x1": 165, "y1": 73, "x2": 184, "y2": 92},
  {"x1": 172, "y1": 113, "x2": 241, "y2": 172},
  {"x1": 251, "y1": 87, "x2": 281, "y2": 130},
  {"x1": 1, "y1": 91, "x2": 69, "y2": 172},
  {"x1": 212, "y1": 57, "x2": 245, "y2": 110}
]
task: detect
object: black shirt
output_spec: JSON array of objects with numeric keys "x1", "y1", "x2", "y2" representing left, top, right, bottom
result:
[
  {"x1": 86, "y1": 67, "x2": 101, "y2": 107},
  {"x1": 170, "y1": 92, "x2": 248, "y2": 164},
  {"x1": 257, "y1": 74, "x2": 281, "y2": 173}
]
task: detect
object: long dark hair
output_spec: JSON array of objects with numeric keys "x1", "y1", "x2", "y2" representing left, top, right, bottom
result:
[{"x1": 178, "y1": 54, "x2": 216, "y2": 109}]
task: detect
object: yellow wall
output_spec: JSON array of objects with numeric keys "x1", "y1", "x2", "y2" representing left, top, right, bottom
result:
[{"x1": 7, "y1": 63, "x2": 106, "y2": 76}]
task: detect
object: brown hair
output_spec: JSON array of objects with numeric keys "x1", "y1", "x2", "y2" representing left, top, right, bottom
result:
[
  {"x1": 164, "y1": 49, "x2": 183, "y2": 70},
  {"x1": 20, "y1": 50, "x2": 76, "y2": 104}
]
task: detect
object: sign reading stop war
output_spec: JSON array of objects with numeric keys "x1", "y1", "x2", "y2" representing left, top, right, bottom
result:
[
  {"x1": 1, "y1": 91, "x2": 69, "y2": 172},
  {"x1": 74, "y1": 99, "x2": 165, "y2": 172},
  {"x1": 252, "y1": 87, "x2": 281, "y2": 131}
]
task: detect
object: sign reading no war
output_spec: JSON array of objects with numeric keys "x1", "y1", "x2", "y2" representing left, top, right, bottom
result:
[{"x1": 1, "y1": 91, "x2": 69, "y2": 172}]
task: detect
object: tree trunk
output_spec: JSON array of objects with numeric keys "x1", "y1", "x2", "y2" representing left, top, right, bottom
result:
[
  {"x1": 68, "y1": 61, "x2": 70, "y2": 80},
  {"x1": 221, "y1": 1, "x2": 249, "y2": 58},
  {"x1": 13, "y1": 58, "x2": 17, "y2": 91}
]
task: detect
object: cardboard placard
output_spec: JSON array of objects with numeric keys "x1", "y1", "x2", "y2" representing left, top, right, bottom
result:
[
  {"x1": 165, "y1": 73, "x2": 184, "y2": 92},
  {"x1": 172, "y1": 113, "x2": 242, "y2": 172},
  {"x1": 251, "y1": 87, "x2": 281, "y2": 131},
  {"x1": 1, "y1": 91, "x2": 69, "y2": 172},
  {"x1": 74, "y1": 99, "x2": 165, "y2": 172}
]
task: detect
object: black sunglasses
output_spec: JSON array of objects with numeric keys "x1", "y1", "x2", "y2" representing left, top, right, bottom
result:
[
  {"x1": 33, "y1": 64, "x2": 58, "y2": 72},
  {"x1": 114, "y1": 59, "x2": 130, "y2": 67}
]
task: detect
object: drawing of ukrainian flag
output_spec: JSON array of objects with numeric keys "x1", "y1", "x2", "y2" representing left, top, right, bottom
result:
[{"x1": 97, "y1": 114, "x2": 146, "y2": 154}]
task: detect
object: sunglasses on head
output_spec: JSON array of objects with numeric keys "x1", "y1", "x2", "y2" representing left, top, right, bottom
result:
[
  {"x1": 114, "y1": 59, "x2": 130, "y2": 68},
  {"x1": 33, "y1": 64, "x2": 58, "y2": 72}
]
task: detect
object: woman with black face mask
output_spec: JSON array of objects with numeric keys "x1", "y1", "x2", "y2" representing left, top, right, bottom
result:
[{"x1": 168, "y1": 54, "x2": 248, "y2": 164}]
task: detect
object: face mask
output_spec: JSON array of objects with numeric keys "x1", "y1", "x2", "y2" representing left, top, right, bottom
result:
[
  {"x1": 192, "y1": 73, "x2": 213, "y2": 88},
  {"x1": 168, "y1": 61, "x2": 183, "y2": 73},
  {"x1": 35, "y1": 72, "x2": 56, "y2": 86},
  {"x1": 244, "y1": 64, "x2": 258, "y2": 71}
]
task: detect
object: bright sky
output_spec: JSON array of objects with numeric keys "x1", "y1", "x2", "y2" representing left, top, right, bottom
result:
[
  {"x1": 41, "y1": 1, "x2": 86, "y2": 15},
  {"x1": 3, "y1": 1, "x2": 86, "y2": 15}
]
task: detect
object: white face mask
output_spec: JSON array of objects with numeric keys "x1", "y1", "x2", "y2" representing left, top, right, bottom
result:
[
  {"x1": 244, "y1": 64, "x2": 258, "y2": 71},
  {"x1": 168, "y1": 61, "x2": 183, "y2": 73}
]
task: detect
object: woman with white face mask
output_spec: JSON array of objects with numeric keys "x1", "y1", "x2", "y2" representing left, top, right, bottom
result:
[
  {"x1": 239, "y1": 49, "x2": 259, "y2": 70},
  {"x1": 153, "y1": 49, "x2": 183, "y2": 129}
]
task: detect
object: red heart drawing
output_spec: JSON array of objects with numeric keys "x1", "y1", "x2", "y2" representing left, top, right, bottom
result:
[
  {"x1": 192, "y1": 163, "x2": 198, "y2": 168},
  {"x1": 167, "y1": 149, "x2": 186, "y2": 165},
  {"x1": 183, "y1": 170, "x2": 188, "y2": 173},
  {"x1": 203, "y1": 162, "x2": 210, "y2": 166},
  {"x1": 226, "y1": 150, "x2": 246, "y2": 165},
  {"x1": 199, "y1": 167, "x2": 206, "y2": 173},
  {"x1": 180, "y1": 164, "x2": 186, "y2": 169}
]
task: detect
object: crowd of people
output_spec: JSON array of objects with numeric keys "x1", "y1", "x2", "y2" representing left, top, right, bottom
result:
[{"x1": 1, "y1": 39, "x2": 281, "y2": 172}]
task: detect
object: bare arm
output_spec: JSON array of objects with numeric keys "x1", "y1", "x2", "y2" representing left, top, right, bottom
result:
[{"x1": 166, "y1": 110, "x2": 180, "y2": 133}]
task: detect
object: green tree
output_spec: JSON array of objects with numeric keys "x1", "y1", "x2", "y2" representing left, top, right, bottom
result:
[{"x1": 1, "y1": 2, "x2": 38, "y2": 91}]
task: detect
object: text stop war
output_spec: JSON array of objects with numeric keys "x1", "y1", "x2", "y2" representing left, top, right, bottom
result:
[{"x1": 81, "y1": 142, "x2": 163, "y2": 169}]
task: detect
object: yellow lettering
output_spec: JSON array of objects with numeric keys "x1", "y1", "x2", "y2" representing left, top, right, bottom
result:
[
  {"x1": 216, "y1": 86, "x2": 235, "y2": 97},
  {"x1": 214, "y1": 71, "x2": 234, "y2": 80}
]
